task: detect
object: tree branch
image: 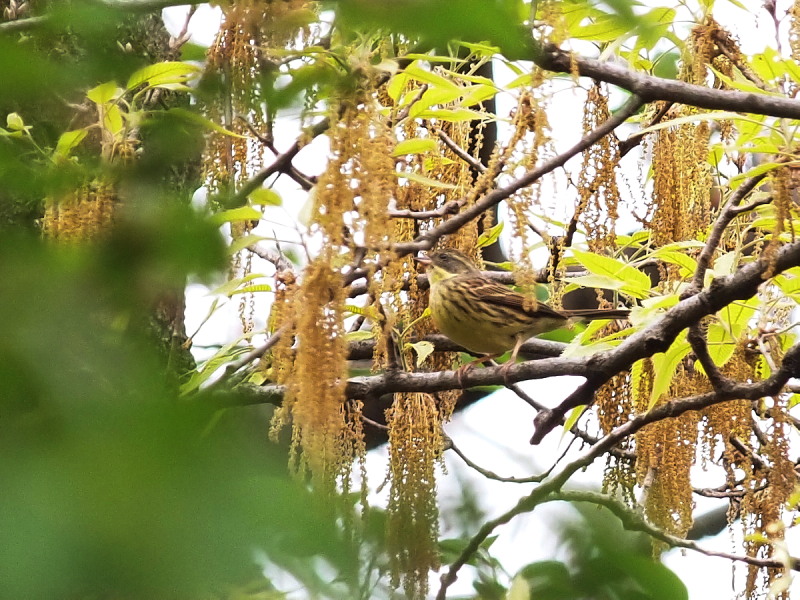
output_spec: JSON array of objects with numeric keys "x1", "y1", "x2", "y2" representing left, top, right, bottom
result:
[
  {"x1": 536, "y1": 44, "x2": 800, "y2": 120},
  {"x1": 530, "y1": 239, "x2": 800, "y2": 443},
  {"x1": 436, "y1": 344, "x2": 800, "y2": 598},
  {"x1": 392, "y1": 94, "x2": 645, "y2": 255},
  {"x1": 0, "y1": 0, "x2": 207, "y2": 33},
  {"x1": 545, "y1": 491, "x2": 798, "y2": 571}
]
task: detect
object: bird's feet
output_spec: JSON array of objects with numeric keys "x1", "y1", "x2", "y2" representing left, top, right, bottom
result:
[
  {"x1": 453, "y1": 354, "x2": 499, "y2": 387},
  {"x1": 497, "y1": 358, "x2": 516, "y2": 386},
  {"x1": 454, "y1": 362, "x2": 476, "y2": 387}
]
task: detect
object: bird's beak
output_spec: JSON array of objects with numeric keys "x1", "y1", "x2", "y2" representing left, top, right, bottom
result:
[{"x1": 414, "y1": 255, "x2": 432, "y2": 267}]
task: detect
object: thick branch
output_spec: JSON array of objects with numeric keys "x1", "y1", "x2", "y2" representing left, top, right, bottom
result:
[
  {"x1": 536, "y1": 44, "x2": 800, "y2": 120},
  {"x1": 530, "y1": 240, "x2": 800, "y2": 443},
  {"x1": 0, "y1": 0, "x2": 206, "y2": 33}
]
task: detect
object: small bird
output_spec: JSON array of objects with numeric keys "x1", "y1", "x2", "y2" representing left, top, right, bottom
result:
[{"x1": 415, "y1": 249, "x2": 630, "y2": 378}]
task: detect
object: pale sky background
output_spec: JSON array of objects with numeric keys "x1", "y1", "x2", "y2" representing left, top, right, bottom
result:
[{"x1": 163, "y1": 2, "x2": 800, "y2": 597}]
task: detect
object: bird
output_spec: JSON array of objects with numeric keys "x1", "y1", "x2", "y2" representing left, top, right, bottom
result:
[{"x1": 414, "y1": 248, "x2": 630, "y2": 380}]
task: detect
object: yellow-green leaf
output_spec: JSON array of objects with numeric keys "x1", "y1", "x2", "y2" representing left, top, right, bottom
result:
[
  {"x1": 476, "y1": 222, "x2": 504, "y2": 249},
  {"x1": 563, "y1": 404, "x2": 588, "y2": 432},
  {"x1": 571, "y1": 249, "x2": 652, "y2": 299},
  {"x1": 414, "y1": 108, "x2": 489, "y2": 122},
  {"x1": 649, "y1": 332, "x2": 690, "y2": 409},
  {"x1": 54, "y1": 129, "x2": 87, "y2": 158},
  {"x1": 230, "y1": 284, "x2": 273, "y2": 295},
  {"x1": 249, "y1": 188, "x2": 282, "y2": 206},
  {"x1": 345, "y1": 330, "x2": 375, "y2": 342},
  {"x1": 700, "y1": 321, "x2": 736, "y2": 373},
  {"x1": 6, "y1": 112, "x2": 24, "y2": 131},
  {"x1": 87, "y1": 81, "x2": 122, "y2": 105},
  {"x1": 209, "y1": 273, "x2": 264, "y2": 297},
  {"x1": 650, "y1": 248, "x2": 697, "y2": 277},
  {"x1": 408, "y1": 340, "x2": 435, "y2": 366},
  {"x1": 103, "y1": 104, "x2": 124, "y2": 136},
  {"x1": 391, "y1": 138, "x2": 438, "y2": 157},
  {"x1": 396, "y1": 171, "x2": 459, "y2": 189},
  {"x1": 165, "y1": 108, "x2": 247, "y2": 139},
  {"x1": 210, "y1": 206, "x2": 262, "y2": 226},
  {"x1": 127, "y1": 61, "x2": 201, "y2": 90}
]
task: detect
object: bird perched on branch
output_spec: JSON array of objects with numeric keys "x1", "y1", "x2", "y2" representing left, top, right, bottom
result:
[{"x1": 415, "y1": 249, "x2": 629, "y2": 380}]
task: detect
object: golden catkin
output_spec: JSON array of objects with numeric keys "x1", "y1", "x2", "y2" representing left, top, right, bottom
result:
[
  {"x1": 578, "y1": 83, "x2": 620, "y2": 254},
  {"x1": 386, "y1": 392, "x2": 443, "y2": 600},
  {"x1": 763, "y1": 166, "x2": 794, "y2": 279},
  {"x1": 42, "y1": 181, "x2": 116, "y2": 241},
  {"x1": 504, "y1": 85, "x2": 553, "y2": 301},
  {"x1": 790, "y1": 0, "x2": 800, "y2": 65},
  {"x1": 272, "y1": 256, "x2": 350, "y2": 493},
  {"x1": 204, "y1": 1, "x2": 315, "y2": 333},
  {"x1": 635, "y1": 367, "x2": 703, "y2": 542}
]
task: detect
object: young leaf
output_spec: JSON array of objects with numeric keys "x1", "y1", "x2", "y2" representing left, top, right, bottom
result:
[
  {"x1": 476, "y1": 222, "x2": 504, "y2": 249},
  {"x1": 54, "y1": 129, "x2": 88, "y2": 159},
  {"x1": 408, "y1": 340, "x2": 435, "y2": 366},
  {"x1": 6, "y1": 112, "x2": 25, "y2": 131},
  {"x1": 210, "y1": 206, "x2": 262, "y2": 226},
  {"x1": 249, "y1": 188, "x2": 282, "y2": 206},
  {"x1": 649, "y1": 332, "x2": 690, "y2": 409},
  {"x1": 571, "y1": 249, "x2": 651, "y2": 299},
  {"x1": 391, "y1": 138, "x2": 438, "y2": 156},
  {"x1": 127, "y1": 61, "x2": 201, "y2": 91}
]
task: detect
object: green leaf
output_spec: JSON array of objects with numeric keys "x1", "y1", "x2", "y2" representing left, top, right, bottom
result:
[
  {"x1": 87, "y1": 81, "x2": 122, "y2": 105},
  {"x1": 228, "y1": 234, "x2": 271, "y2": 255},
  {"x1": 408, "y1": 340, "x2": 435, "y2": 366},
  {"x1": 729, "y1": 161, "x2": 785, "y2": 189},
  {"x1": 54, "y1": 129, "x2": 88, "y2": 158},
  {"x1": 396, "y1": 171, "x2": 459, "y2": 189},
  {"x1": 103, "y1": 104, "x2": 124, "y2": 136},
  {"x1": 413, "y1": 107, "x2": 490, "y2": 122},
  {"x1": 476, "y1": 222, "x2": 504, "y2": 249},
  {"x1": 127, "y1": 61, "x2": 201, "y2": 91},
  {"x1": 649, "y1": 332, "x2": 690, "y2": 409},
  {"x1": 6, "y1": 112, "x2": 25, "y2": 131},
  {"x1": 563, "y1": 404, "x2": 588, "y2": 432},
  {"x1": 650, "y1": 248, "x2": 697, "y2": 277},
  {"x1": 230, "y1": 284, "x2": 272, "y2": 295},
  {"x1": 720, "y1": 296, "x2": 759, "y2": 339},
  {"x1": 180, "y1": 341, "x2": 251, "y2": 395},
  {"x1": 571, "y1": 249, "x2": 651, "y2": 299},
  {"x1": 711, "y1": 251, "x2": 737, "y2": 277},
  {"x1": 345, "y1": 330, "x2": 375, "y2": 342},
  {"x1": 209, "y1": 273, "x2": 264, "y2": 297},
  {"x1": 571, "y1": 13, "x2": 633, "y2": 42},
  {"x1": 699, "y1": 321, "x2": 736, "y2": 373},
  {"x1": 210, "y1": 206, "x2": 262, "y2": 226},
  {"x1": 164, "y1": 108, "x2": 247, "y2": 139},
  {"x1": 248, "y1": 188, "x2": 282, "y2": 206},
  {"x1": 336, "y1": 0, "x2": 531, "y2": 61},
  {"x1": 391, "y1": 138, "x2": 438, "y2": 156},
  {"x1": 506, "y1": 574, "x2": 530, "y2": 600},
  {"x1": 564, "y1": 274, "x2": 625, "y2": 292}
]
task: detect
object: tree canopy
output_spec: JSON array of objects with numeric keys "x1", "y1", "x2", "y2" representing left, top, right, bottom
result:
[{"x1": 3, "y1": 0, "x2": 800, "y2": 598}]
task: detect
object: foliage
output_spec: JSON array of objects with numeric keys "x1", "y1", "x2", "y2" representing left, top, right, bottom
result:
[{"x1": 3, "y1": 0, "x2": 800, "y2": 598}]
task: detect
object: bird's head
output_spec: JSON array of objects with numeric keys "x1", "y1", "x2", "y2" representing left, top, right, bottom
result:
[{"x1": 415, "y1": 249, "x2": 481, "y2": 282}]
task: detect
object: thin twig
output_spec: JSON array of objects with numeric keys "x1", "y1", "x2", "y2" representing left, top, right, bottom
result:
[
  {"x1": 392, "y1": 94, "x2": 645, "y2": 256},
  {"x1": 432, "y1": 125, "x2": 486, "y2": 173},
  {"x1": 447, "y1": 437, "x2": 549, "y2": 484},
  {"x1": 436, "y1": 345, "x2": 800, "y2": 598}
]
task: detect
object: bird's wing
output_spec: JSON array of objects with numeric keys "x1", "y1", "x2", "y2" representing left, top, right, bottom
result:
[{"x1": 459, "y1": 276, "x2": 567, "y2": 319}]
